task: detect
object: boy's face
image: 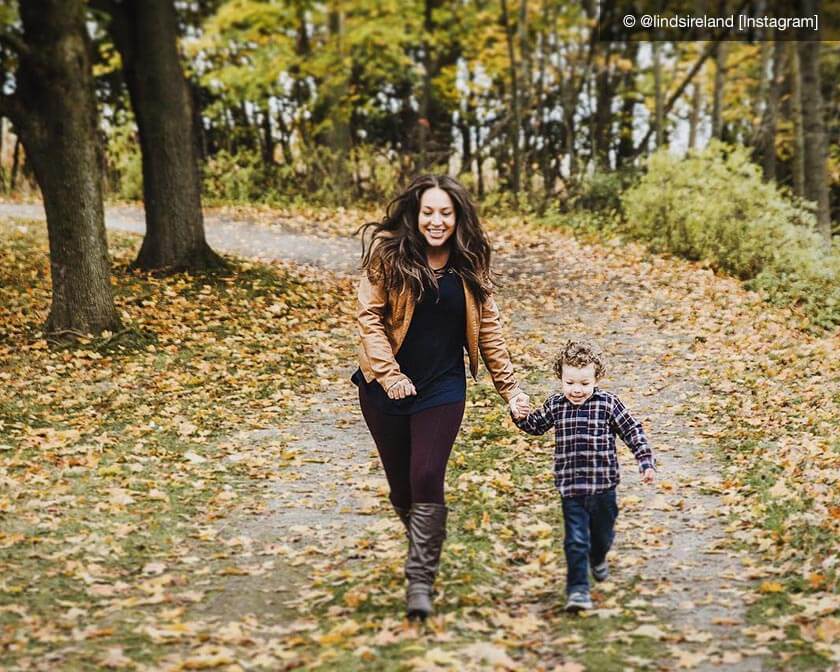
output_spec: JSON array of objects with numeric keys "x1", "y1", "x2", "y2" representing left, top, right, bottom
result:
[{"x1": 561, "y1": 363, "x2": 597, "y2": 405}]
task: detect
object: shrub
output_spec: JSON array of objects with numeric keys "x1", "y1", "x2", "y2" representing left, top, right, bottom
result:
[
  {"x1": 623, "y1": 141, "x2": 839, "y2": 329},
  {"x1": 202, "y1": 150, "x2": 283, "y2": 203},
  {"x1": 200, "y1": 145, "x2": 409, "y2": 206},
  {"x1": 106, "y1": 123, "x2": 143, "y2": 201},
  {"x1": 570, "y1": 168, "x2": 639, "y2": 214}
]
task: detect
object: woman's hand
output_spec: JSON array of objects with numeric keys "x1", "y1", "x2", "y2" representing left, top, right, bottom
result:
[
  {"x1": 642, "y1": 468, "x2": 656, "y2": 485},
  {"x1": 387, "y1": 378, "x2": 417, "y2": 400},
  {"x1": 508, "y1": 392, "x2": 530, "y2": 420}
]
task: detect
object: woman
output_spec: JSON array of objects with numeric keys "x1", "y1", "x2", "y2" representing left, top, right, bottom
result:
[{"x1": 352, "y1": 174, "x2": 529, "y2": 619}]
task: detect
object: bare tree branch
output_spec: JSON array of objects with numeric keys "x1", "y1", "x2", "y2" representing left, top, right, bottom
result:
[
  {"x1": 631, "y1": 40, "x2": 720, "y2": 158},
  {"x1": 631, "y1": 0, "x2": 751, "y2": 157}
]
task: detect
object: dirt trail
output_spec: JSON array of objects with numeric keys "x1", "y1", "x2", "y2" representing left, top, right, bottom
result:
[
  {"x1": 502, "y1": 242, "x2": 763, "y2": 671},
  {"x1": 0, "y1": 201, "x2": 359, "y2": 273},
  {"x1": 2, "y1": 202, "x2": 768, "y2": 669}
]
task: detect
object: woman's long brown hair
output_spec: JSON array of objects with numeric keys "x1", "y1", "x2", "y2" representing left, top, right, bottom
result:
[{"x1": 356, "y1": 175, "x2": 495, "y2": 304}]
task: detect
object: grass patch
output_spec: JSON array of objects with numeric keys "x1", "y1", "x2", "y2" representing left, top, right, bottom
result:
[{"x1": 0, "y1": 217, "x2": 355, "y2": 669}]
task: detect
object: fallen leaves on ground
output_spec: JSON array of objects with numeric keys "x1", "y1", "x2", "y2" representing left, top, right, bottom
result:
[{"x1": 1, "y1": 208, "x2": 838, "y2": 671}]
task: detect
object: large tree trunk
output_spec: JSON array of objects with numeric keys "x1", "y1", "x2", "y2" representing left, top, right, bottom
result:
[
  {"x1": 10, "y1": 0, "x2": 121, "y2": 335},
  {"x1": 103, "y1": 0, "x2": 225, "y2": 272},
  {"x1": 797, "y1": 37, "x2": 831, "y2": 243}
]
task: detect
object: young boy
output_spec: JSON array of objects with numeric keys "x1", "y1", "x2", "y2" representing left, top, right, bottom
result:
[{"x1": 512, "y1": 340, "x2": 655, "y2": 612}]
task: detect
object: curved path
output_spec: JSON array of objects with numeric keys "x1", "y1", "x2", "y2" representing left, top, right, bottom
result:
[{"x1": 0, "y1": 201, "x2": 359, "y2": 274}]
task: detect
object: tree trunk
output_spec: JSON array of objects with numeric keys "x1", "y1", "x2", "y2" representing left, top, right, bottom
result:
[
  {"x1": 261, "y1": 105, "x2": 275, "y2": 165},
  {"x1": 760, "y1": 38, "x2": 784, "y2": 181},
  {"x1": 593, "y1": 45, "x2": 616, "y2": 168},
  {"x1": 616, "y1": 41, "x2": 638, "y2": 167},
  {"x1": 10, "y1": 134, "x2": 21, "y2": 191},
  {"x1": 476, "y1": 138, "x2": 485, "y2": 198},
  {"x1": 711, "y1": 42, "x2": 727, "y2": 140},
  {"x1": 0, "y1": 117, "x2": 5, "y2": 192},
  {"x1": 535, "y1": 9, "x2": 553, "y2": 200},
  {"x1": 11, "y1": 0, "x2": 121, "y2": 335},
  {"x1": 459, "y1": 117, "x2": 472, "y2": 177},
  {"x1": 275, "y1": 113, "x2": 294, "y2": 166},
  {"x1": 653, "y1": 42, "x2": 664, "y2": 149},
  {"x1": 465, "y1": 66, "x2": 478, "y2": 183},
  {"x1": 500, "y1": 0, "x2": 522, "y2": 195},
  {"x1": 418, "y1": 0, "x2": 433, "y2": 170},
  {"x1": 797, "y1": 37, "x2": 831, "y2": 242},
  {"x1": 325, "y1": 4, "x2": 352, "y2": 196},
  {"x1": 688, "y1": 82, "x2": 701, "y2": 151},
  {"x1": 187, "y1": 79, "x2": 208, "y2": 162},
  {"x1": 518, "y1": 0, "x2": 533, "y2": 190},
  {"x1": 789, "y1": 42, "x2": 805, "y2": 198},
  {"x1": 104, "y1": 0, "x2": 225, "y2": 272}
]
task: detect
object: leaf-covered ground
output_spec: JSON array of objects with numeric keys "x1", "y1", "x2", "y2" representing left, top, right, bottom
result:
[{"x1": 0, "y1": 209, "x2": 838, "y2": 671}]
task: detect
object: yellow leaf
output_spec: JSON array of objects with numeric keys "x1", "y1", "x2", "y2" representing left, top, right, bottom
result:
[
  {"x1": 816, "y1": 617, "x2": 840, "y2": 643},
  {"x1": 317, "y1": 620, "x2": 361, "y2": 646}
]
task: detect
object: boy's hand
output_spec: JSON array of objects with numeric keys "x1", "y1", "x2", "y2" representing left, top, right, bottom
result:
[
  {"x1": 642, "y1": 468, "x2": 655, "y2": 485},
  {"x1": 509, "y1": 392, "x2": 530, "y2": 420}
]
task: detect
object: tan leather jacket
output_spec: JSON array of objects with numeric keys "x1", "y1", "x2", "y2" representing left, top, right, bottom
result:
[{"x1": 357, "y1": 271, "x2": 523, "y2": 403}]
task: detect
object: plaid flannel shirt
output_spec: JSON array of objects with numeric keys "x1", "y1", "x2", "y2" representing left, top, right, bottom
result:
[{"x1": 513, "y1": 388, "x2": 655, "y2": 498}]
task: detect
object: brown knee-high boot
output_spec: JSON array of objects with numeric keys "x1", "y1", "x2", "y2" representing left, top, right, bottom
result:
[{"x1": 405, "y1": 502, "x2": 447, "y2": 620}]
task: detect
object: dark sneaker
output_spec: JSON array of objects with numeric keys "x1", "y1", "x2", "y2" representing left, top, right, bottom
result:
[
  {"x1": 591, "y1": 559, "x2": 609, "y2": 582},
  {"x1": 565, "y1": 591, "x2": 593, "y2": 612}
]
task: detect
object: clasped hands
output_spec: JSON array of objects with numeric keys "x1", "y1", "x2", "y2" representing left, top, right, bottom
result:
[
  {"x1": 508, "y1": 391, "x2": 530, "y2": 420},
  {"x1": 387, "y1": 378, "x2": 531, "y2": 421}
]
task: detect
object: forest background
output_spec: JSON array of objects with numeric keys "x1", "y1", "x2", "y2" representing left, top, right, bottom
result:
[{"x1": 0, "y1": 0, "x2": 838, "y2": 331}]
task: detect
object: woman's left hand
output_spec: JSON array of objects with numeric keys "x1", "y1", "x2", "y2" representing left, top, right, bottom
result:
[
  {"x1": 508, "y1": 392, "x2": 530, "y2": 420},
  {"x1": 386, "y1": 377, "x2": 417, "y2": 400}
]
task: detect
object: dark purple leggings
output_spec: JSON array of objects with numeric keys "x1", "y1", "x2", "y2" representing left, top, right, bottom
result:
[{"x1": 358, "y1": 384, "x2": 465, "y2": 507}]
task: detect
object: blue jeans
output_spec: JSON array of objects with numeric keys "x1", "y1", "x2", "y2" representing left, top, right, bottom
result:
[{"x1": 561, "y1": 488, "x2": 618, "y2": 595}]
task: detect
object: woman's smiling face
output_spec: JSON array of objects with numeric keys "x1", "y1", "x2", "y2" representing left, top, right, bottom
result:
[{"x1": 418, "y1": 187, "x2": 456, "y2": 248}]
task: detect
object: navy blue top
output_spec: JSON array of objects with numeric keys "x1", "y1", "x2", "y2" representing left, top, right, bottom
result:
[{"x1": 352, "y1": 267, "x2": 466, "y2": 415}]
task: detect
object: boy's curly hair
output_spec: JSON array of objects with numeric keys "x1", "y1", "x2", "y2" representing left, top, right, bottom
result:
[{"x1": 553, "y1": 340, "x2": 606, "y2": 380}]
